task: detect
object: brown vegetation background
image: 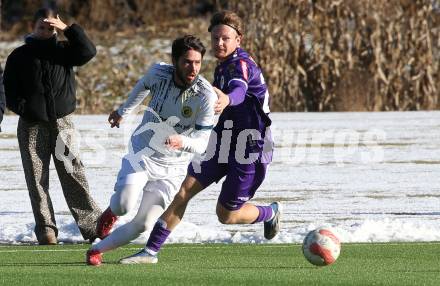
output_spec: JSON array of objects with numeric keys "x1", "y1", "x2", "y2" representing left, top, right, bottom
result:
[{"x1": 1, "y1": 0, "x2": 439, "y2": 112}]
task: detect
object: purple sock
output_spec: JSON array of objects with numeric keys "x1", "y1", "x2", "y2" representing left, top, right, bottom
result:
[
  {"x1": 252, "y1": 205, "x2": 273, "y2": 224},
  {"x1": 145, "y1": 220, "x2": 171, "y2": 254}
]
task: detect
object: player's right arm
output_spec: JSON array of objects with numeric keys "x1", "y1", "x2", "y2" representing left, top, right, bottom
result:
[
  {"x1": 213, "y1": 60, "x2": 250, "y2": 115},
  {"x1": 108, "y1": 64, "x2": 156, "y2": 128}
]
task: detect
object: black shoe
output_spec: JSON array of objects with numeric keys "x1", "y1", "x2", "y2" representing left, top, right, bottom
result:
[{"x1": 264, "y1": 202, "x2": 281, "y2": 240}]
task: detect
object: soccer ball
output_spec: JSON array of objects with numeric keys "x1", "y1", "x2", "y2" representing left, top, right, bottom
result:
[{"x1": 302, "y1": 227, "x2": 341, "y2": 266}]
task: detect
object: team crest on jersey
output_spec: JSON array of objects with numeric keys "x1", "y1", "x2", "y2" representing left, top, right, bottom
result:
[{"x1": 181, "y1": 106, "x2": 193, "y2": 118}]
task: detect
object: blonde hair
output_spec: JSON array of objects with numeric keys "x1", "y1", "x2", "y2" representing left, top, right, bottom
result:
[{"x1": 208, "y1": 10, "x2": 243, "y2": 35}]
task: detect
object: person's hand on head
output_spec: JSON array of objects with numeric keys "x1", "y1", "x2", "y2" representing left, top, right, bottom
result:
[
  {"x1": 213, "y1": 86, "x2": 230, "y2": 114},
  {"x1": 43, "y1": 14, "x2": 68, "y2": 31}
]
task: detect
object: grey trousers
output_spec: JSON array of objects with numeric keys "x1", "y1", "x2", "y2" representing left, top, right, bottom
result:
[{"x1": 17, "y1": 116, "x2": 102, "y2": 242}]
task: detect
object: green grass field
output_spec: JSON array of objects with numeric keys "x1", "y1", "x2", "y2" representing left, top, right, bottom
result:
[{"x1": 0, "y1": 243, "x2": 438, "y2": 285}]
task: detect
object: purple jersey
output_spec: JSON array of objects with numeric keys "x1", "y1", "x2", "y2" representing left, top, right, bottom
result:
[
  {"x1": 213, "y1": 48, "x2": 273, "y2": 161},
  {"x1": 188, "y1": 49, "x2": 273, "y2": 210},
  {"x1": 213, "y1": 48, "x2": 271, "y2": 132}
]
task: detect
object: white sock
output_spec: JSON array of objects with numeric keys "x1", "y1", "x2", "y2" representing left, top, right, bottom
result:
[{"x1": 93, "y1": 222, "x2": 139, "y2": 253}]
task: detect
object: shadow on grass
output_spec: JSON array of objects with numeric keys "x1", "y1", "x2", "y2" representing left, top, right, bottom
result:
[{"x1": 0, "y1": 262, "x2": 85, "y2": 267}]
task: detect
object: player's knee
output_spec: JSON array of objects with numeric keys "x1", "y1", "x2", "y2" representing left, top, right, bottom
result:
[
  {"x1": 109, "y1": 201, "x2": 128, "y2": 216},
  {"x1": 216, "y1": 209, "x2": 236, "y2": 224},
  {"x1": 176, "y1": 176, "x2": 203, "y2": 202},
  {"x1": 174, "y1": 188, "x2": 193, "y2": 204},
  {"x1": 217, "y1": 215, "x2": 235, "y2": 224},
  {"x1": 216, "y1": 202, "x2": 240, "y2": 224},
  {"x1": 110, "y1": 186, "x2": 137, "y2": 216}
]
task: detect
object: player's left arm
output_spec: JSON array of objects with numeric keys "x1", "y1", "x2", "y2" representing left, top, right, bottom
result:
[
  {"x1": 166, "y1": 86, "x2": 216, "y2": 154},
  {"x1": 117, "y1": 69, "x2": 154, "y2": 118},
  {"x1": 108, "y1": 77, "x2": 150, "y2": 128},
  {"x1": 166, "y1": 128, "x2": 211, "y2": 154}
]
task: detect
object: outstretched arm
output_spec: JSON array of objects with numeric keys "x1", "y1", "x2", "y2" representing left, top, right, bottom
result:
[
  {"x1": 116, "y1": 75, "x2": 151, "y2": 118},
  {"x1": 213, "y1": 79, "x2": 247, "y2": 114},
  {"x1": 108, "y1": 65, "x2": 156, "y2": 128}
]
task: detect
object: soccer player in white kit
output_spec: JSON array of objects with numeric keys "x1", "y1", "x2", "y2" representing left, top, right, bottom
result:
[{"x1": 86, "y1": 35, "x2": 217, "y2": 266}]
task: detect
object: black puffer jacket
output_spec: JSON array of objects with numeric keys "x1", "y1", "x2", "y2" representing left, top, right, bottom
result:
[{"x1": 4, "y1": 24, "x2": 96, "y2": 122}]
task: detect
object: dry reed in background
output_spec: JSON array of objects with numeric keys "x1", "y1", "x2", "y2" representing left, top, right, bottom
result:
[{"x1": 229, "y1": 0, "x2": 439, "y2": 111}]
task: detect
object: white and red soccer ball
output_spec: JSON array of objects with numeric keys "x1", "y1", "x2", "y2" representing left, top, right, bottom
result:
[{"x1": 302, "y1": 227, "x2": 341, "y2": 266}]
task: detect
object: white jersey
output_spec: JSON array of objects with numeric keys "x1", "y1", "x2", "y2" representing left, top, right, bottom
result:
[{"x1": 117, "y1": 63, "x2": 217, "y2": 166}]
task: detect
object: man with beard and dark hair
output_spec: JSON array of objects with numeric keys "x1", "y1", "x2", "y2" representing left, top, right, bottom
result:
[
  {"x1": 86, "y1": 35, "x2": 217, "y2": 266},
  {"x1": 3, "y1": 7, "x2": 101, "y2": 245}
]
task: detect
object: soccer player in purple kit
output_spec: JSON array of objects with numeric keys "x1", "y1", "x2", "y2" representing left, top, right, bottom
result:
[{"x1": 119, "y1": 10, "x2": 280, "y2": 264}]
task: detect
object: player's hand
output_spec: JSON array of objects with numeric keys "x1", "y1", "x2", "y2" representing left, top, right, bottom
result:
[
  {"x1": 43, "y1": 14, "x2": 68, "y2": 31},
  {"x1": 108, "y1": 110, "x2": 123, "y2": 128},
  {"x1": 213, "y1": 86, "x2": 230, "y2": 115},
  {"x1": 165, "y1": 134, "x2": 183, "y2": 150}
]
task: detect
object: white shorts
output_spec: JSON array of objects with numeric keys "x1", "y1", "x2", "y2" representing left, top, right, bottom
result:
[{"x1": 114, "y1": 155, "x2": 187, "y2": 206}]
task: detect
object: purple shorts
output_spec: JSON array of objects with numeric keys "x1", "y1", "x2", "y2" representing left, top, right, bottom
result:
[{"x1": 188, "y1": 157, "x2": 269, "y2": 211}]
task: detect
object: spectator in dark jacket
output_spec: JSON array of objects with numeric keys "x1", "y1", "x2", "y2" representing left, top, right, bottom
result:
[
  {"x1": 0, "y1": 64, "x2": 4, "y2": 132},
  {"x1": 3, "y1": 8, "x2": 102, "y2": 245}
]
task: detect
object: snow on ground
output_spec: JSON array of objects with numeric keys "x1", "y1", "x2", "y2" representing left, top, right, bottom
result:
[{"x1": 1, "y1": 112, "x2": 440, "y2": 244}]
